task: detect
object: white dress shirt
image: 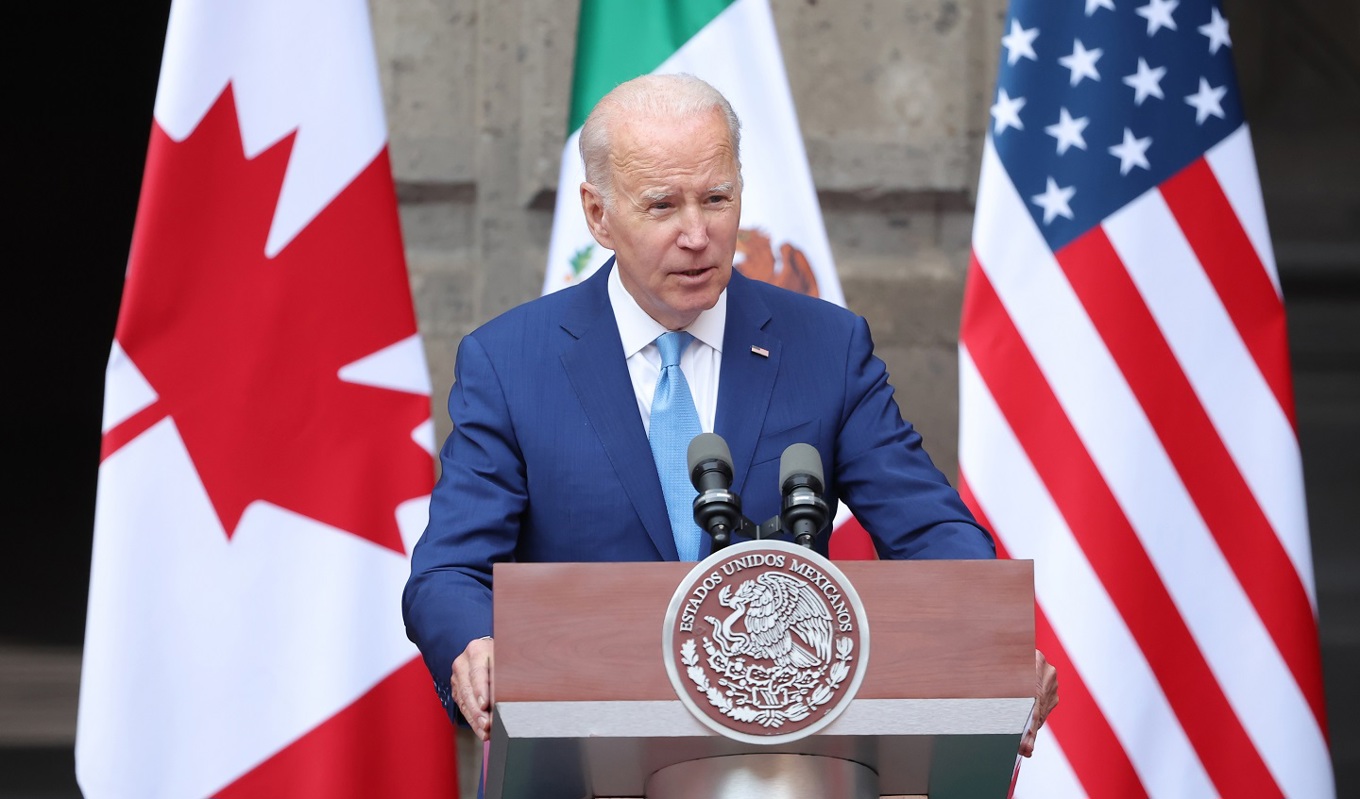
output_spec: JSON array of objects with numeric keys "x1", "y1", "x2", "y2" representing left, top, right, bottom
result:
[{"x1": 608, "y1": 266, "x2": 725, "y2": 435}]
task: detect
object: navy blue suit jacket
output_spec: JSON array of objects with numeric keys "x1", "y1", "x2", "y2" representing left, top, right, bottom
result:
[{"x1": 403, "y1": 261, "x2": 994, "y2": 717}]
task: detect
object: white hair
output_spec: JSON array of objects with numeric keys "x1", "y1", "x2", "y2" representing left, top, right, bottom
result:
[{"x1": 579, "y1": 73, "x2": 742, "y2": 209}]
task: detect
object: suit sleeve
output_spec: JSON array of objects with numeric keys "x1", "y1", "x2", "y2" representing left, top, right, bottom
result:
[
  {"x1": 833, "y1": 315, "x2": 996, "y2": 560},
  {"x1": 402, "y1": 333, "x2": 526, "y2": 722}
]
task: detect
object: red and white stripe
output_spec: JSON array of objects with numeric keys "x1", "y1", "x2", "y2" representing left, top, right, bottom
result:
[{"x1": 960, "y1": 127, "x2": 1333, "y2": 798}]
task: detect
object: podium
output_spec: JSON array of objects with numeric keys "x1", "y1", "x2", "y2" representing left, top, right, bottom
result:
[{"x1": 486, "y1": 559, "x2": 1034, "y2": 799}]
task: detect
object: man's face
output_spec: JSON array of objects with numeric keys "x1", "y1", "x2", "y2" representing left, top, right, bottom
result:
[{"x1": 581, "y1": 109, "x2": 741, "y2": 330}]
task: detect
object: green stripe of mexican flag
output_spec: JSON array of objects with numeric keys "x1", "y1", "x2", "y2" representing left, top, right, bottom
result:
[
  {"x1": 544, "y1": 0, "x2": 876, "y2": 559},
  {"x1": 568, "y1": 0, "x2": 735, "y2": 132}
]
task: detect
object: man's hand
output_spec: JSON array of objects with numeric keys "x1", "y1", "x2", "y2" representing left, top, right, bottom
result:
[
  {"x1": 1021, "y1": 648, "x2": 1059, "y2": 757},
  {"x1": 451, "y1": 637, "x2": 495, "y2": 741}
]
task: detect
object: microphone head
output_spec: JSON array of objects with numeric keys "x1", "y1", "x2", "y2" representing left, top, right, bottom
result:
[
  {"x1": 779, "y1": 443, "x2": 824, "y2": 494},
  {"x1": 688, "y1": 432, "x2": 733, "y2": 487}
]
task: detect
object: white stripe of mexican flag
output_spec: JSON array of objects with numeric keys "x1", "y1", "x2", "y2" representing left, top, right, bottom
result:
[{"x1": 545, "y1": 0, "x2": 874, "y2": 556}]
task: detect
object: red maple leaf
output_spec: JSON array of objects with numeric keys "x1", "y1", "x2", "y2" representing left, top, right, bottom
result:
[{"x1": 106, "y1": 85, "x2": 432, "y2": 554}]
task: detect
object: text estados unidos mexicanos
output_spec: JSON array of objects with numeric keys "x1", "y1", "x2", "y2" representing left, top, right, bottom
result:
[{"x1": 677, "y1": 553, "x2": 854, "y2": 633}]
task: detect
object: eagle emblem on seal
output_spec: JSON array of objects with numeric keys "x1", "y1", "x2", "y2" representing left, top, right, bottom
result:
[{"x1": 706, "y1": 572, "x2": 833, "y2": 670}]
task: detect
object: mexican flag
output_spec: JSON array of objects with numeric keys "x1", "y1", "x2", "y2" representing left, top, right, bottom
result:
[
  {"x1": 74, "y1": 0, "x2": 458, "y2": 796},
  {"x1": 545, "y1": 0, "x2": 876, "y2": 558}
]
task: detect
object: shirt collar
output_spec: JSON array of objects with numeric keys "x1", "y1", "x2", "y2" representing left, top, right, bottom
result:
[{"x1": 608, "y1": 264, "x2": 727, "y2": 358}]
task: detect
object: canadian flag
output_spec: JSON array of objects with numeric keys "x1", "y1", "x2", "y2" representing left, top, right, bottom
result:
[{"x1": 74, "y1": 1, "x2": 458, "y2": 797}]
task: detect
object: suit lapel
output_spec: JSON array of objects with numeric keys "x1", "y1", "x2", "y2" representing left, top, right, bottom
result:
[
  {"x1": 559, "y1": 261, "x2": 679, "y2": 560},
  {"x1": 715, "y1": 271, "x2": 779, "y2": 500}
]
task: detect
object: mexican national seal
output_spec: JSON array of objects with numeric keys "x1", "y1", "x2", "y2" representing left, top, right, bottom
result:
[{"x1": 662, "y1": 540, "x2": 869, "y2": 744}]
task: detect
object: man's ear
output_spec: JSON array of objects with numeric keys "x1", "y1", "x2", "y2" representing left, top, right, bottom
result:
[{"x1": 580, "y1": 182, "x2": 613, "y2": 249}]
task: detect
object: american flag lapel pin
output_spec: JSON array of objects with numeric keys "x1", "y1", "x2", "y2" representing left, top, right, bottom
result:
[{"x1": 750, "y1": 345, "x2": 769, "y2": 358}]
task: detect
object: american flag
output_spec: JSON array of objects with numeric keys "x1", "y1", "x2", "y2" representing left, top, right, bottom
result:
[{"x1": 959, "y1": 1, "x2": 1334, "y2": 797}]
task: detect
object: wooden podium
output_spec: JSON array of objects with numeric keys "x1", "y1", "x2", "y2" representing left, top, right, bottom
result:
[{"x1": 486, "y1": 559, "x2": 1035, "y2": 799}]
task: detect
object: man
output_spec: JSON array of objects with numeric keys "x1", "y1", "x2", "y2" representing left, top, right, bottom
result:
[{"x1": 403, "y1": 73, "x2": 1057, "y2": 757}]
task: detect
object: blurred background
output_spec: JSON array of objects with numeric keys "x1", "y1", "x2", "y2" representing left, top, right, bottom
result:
[{"x1": 7, "y1": 0, "x2": 1356, "y2": 796}]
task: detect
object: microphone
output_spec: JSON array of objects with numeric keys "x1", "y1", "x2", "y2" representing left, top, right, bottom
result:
[
  {"x1": 688, "y1": 433, "x2": 741, "y2": 551},
  {"x1": 779, "y1": 443, "x2": 830, "y2": 549}
]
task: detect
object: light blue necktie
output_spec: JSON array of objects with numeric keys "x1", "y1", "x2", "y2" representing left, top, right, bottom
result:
[{"x1": 649, "y1": 331, "x2": 704, "y2": 561}]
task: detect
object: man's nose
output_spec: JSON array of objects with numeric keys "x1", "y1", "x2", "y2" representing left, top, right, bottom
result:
[{"x1": 676, "y1": 207, "x2": 710, "y2": 250}]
